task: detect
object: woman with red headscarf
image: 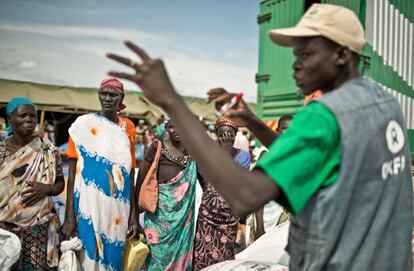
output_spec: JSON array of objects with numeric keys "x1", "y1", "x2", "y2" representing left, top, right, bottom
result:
[{"x1": 62, "y1": 78, "x2": 139, "y2": 271}]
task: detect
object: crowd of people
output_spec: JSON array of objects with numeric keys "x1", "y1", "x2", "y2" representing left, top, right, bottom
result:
[
  {"x1": 0, "y1": 85, "x2": 263, "y2": 271},
  {"x1": 0, "y1": 3, "x2": 413, "y2": 271}
]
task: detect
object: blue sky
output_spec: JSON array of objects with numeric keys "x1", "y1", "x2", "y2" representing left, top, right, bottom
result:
[{"x1": 0, "y1": 0, "x2": 260, "y2": 101}]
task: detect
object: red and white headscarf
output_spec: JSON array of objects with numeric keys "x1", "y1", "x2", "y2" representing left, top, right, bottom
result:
[{"x1": 100, "y1": 78, "x2": 126, "y2": 111}]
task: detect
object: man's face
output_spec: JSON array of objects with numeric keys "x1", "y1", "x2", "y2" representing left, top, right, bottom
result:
[
  {"x1": 98, "y1": 88, "x2": 123, "y2": 113},
  {"x1": 292, "y1": 37, "x2": 340, "y2": 95}
]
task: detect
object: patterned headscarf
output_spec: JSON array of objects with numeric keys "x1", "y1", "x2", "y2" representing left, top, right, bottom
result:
[
  {"x1": 100, "y1": 78, "x2": 126, "y2": 111},
  {"x1": 6, "y1": 96, "x2": 36, "y2": 135},
  {"x1": 215, "y1": 115, "x2": 239, "y2": 131}
]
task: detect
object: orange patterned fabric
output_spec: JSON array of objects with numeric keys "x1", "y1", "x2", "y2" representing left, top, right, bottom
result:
[
  {"x1": 304, "y1": 90, "x2": 323, "y2": 105},
  {"x1": 66, "y1": 115, "x2": 136, "y2": 168},
  {"x1": 215, "y1": 115, "x2": 239, "y2": 130},
  {"x1": 264, "y1": 120, "x2": 278, "y2": 131},
  {"x1": 66, "y1": 137, "x2": 77, "y2": 159}
]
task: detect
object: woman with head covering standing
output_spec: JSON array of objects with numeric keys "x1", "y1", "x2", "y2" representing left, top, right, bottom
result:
[
  {"x1": 62, "y1": 78, "x2": 139, "y2": 271},
  {"x1": 193, "y1": 115, "x2": 251, "y2": 271},
  {"x1": 0, "y1": 96, "x2": 64, "y2": 270},
  {"x1": 139, "y1": 114, "x2": 197, "y2": 270}
]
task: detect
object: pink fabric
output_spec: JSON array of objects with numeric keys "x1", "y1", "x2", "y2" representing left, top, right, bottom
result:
[
  {"x1": 174, "y1": 183, "x2": 189, "y2": 201},
  {"x1": 144, "y1": 227, "x2": 159, "y2": 245}
]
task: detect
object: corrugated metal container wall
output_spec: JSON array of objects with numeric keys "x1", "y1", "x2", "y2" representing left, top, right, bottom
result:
[
  {"x1": 321, "y1": 0, "x2": 362, "y2": 14},
  {"x1": 257, "y1": 0, "x2": 414, "y2": 156},
  {"x1": 364, "y1": 0, "x2": 414, "y2": 154},
  {"x1": 365, "y1": 0, "x2": 413, "y2": 89},
  {"x1": 256, "y1": 0, "x2": 304, "y2": 120},
  {"x1": 388, "y1": 0, "x2": 414, "y2": 22}
]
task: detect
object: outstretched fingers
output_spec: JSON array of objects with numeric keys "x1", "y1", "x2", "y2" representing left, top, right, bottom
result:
[
  {"x1": 107, "y1": 71, "x2": 138, "y2": 82},
  {"x1": 207, "y1": 88, "x2": 228, "y2": 103},
  {"x1": 106, "y1": 53, "x2": 139, "y2": 70},
  {"x1": 124, "y1": 41, "x2": 151, "y2": 62}
]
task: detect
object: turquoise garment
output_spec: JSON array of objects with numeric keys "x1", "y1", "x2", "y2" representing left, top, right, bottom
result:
[
  {"x1": 144, "y1": 160, "x2": 197, "y2": 271},
  {"x1": 135, "y1": 143, "x2": 145, "y2": 162},
  {"x1": 155, "y1": 124, "x2": 169, "y2": 141}
]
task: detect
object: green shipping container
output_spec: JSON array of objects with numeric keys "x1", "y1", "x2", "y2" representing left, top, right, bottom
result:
[{"x1": 256, "y1": 0, "x2": 414, "y2": 157}]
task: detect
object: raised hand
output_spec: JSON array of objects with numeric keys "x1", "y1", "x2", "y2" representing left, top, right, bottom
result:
[
  {"x1": 218, "y1": 130, "x2": 234, "y2": 142},
  {"x1": 207, "y1": 88, "x2": 232, "y2": 110},
  {"x1": 217, "y1": 129, "x2": 236, "y2": 154},
  {"x1": 106, "y1": 41, "x2": 180, "y2": 109},
  {"x1": 207, "y1": 88, "x2": 256, "y2": 127}
]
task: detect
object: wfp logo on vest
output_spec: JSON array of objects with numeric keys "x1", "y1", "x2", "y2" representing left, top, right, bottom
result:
[{"x1": 382, "y1": 120, "x2": 406, "y2": 180}]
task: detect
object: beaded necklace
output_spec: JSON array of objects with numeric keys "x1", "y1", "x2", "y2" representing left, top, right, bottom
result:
[{"x1": 161, "y1": 146, "x2": 191, "y2": 168}]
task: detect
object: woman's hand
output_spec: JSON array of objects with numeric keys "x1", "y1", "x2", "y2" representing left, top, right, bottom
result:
[
  {"x1": 218, "y1": 130, "x2": 236, "y2": 154},
  {"x1": 127, "y1": 212, "x2": 144, "y2": 240},
  {"x1": 21, "y1": 182, "x2": 50, "y2": 207},
  {"x1": 207, "y1": 88, "x2": 256, "y2": 127},
  {"x1": 218, "y1": 130, "x2": 235, "y2": 144},
  {"x1": 61, "y1": 216, "x2": 77, "y2": 240},
  {"x1": 106, "y1": 41, "x2": 180, "y2": 109}
]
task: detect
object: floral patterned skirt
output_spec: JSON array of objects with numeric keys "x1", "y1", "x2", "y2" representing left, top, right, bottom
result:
[
  {"x1": 193, "y1": 184, "x2": 239, "y2": 271},
  {"x1": 193, "y1": 216, "x2": 238, "y2": 271},
  {"x1": 144, "y1": 161, "x2": 197, "y2": 271}
]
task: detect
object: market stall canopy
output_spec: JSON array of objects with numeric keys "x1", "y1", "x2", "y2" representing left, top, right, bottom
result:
[{"x1": 0, "y1": 78, "x2": 255, "y2": 123}]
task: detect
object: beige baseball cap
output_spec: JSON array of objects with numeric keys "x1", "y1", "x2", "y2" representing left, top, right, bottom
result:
[{"x1": 269, "y1": 4, "x2": 365, "y2": 54}]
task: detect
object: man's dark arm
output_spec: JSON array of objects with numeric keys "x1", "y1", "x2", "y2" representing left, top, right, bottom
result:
[
  {"x1": 164, "y1": 97, "x2": 281, "y2": 217},
  {"x1": 106, "y1": 43, "x2": 282, "y2": 217},
  {"x1": 245, "y1": 114, "x2": 280, "y2": 148}
]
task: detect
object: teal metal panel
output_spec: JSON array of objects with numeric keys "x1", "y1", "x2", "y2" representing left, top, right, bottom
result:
[
  {"x1": 261, "y1": 92, "x2": 304, "y2": 119},
  {"x1": 389, "y1": 0, "x2": 414, "y2": 22},
  {"x1": 256, "y1": 0, "x2": 414, "y2": 157},
  {"x1": 365, "y1": 0, "x2": 414, "y2": 89},
  {"x1": 362, "y1": 0, "x2": 414, "y2": 158},
  {"x1": 257, "y1": 0, "x2": 304, "y2": 120},
  {"x1": 322, "y1": 0, "x2": 366, "y2": 27},
  {"x1": 321, "y1": 0, "x2": 362, "y2": 14}
]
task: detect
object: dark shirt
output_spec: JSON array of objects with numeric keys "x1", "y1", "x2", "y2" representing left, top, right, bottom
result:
[{"x1": 144, "y1": 141, "x2": 186, "y2": 182}]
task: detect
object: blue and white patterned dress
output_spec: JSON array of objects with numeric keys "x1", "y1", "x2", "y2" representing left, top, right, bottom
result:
[{"x1": 69, "y1": 113, "x2": 132, "y2": 271}]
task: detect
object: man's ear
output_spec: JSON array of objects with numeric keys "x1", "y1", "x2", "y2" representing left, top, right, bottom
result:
[{"x1": 335, "y1": 46, "x2": 352, "y2": 66}]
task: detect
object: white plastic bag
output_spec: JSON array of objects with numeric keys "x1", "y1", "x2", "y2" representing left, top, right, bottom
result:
[
  {"x1": 201, "y1": 260, "x2": 288, "y2": 271},
  {"x1": 0, "y1": 228, "x2": 21, "y2": 271},
  {"x1": 58, "y1": 237, "x2": 83, "y2": 271},
  {"x1": 236, "y1": 221, "x2": 290, "y2": 266}
]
